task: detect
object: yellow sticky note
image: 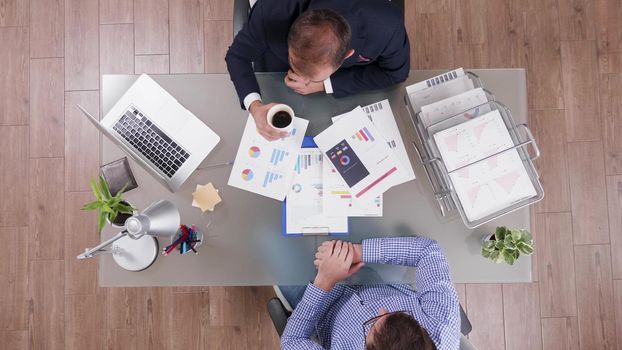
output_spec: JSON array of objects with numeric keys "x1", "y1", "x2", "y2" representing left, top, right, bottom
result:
[{"x1": 192, "y1": 183, "x2": 222, "y2": 212}]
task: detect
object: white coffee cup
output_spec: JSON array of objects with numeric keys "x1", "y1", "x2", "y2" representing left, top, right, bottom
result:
[{"x1": 266, "y1": 104, "x2": 295, "y2": 133}]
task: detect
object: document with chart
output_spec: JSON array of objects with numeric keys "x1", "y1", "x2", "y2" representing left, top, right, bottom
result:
[
  {"x1": 228, "y1": 115, "x2": 308, "y2": 200},
  {"x1": 420, "y1": 88, "x2": 490, "y2": 131},
  {"x1": 314, "y1": 107, "x2": 401, "y2": 200},
  {"x1": 333, "y1": 100, "x2": 416, "y2": 185},
  {"x1": 433, "y1": 110, "x2": 536, "y2": 221},
  {"x1": 322, "y1": 160, "x2": 383, "y2": 217},
  {"x1": 285, "y1": 148, "x2": 348, "y2": 234}
]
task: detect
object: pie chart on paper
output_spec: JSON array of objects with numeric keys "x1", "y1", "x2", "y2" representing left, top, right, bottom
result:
[
  {"x1": 248, "y1": 146, "x2": 261, "y2": 158},
  {"x1": 241, "y1": 169, "x2": 254, "y2": 181}
]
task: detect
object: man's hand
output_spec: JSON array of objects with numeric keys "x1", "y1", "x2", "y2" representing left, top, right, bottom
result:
[
  {"x1": 248, "y1": 101, "x2": 289, "y2": 141},
  {"x1": 285, "y1": 70, "x2": 324, "y2": 95},
  {"x1": 316, "y1": 240, "x2": 363, "y2": 266},
  {"x1": 314, "y1": 241, "x2": 365, "y2": 292}
]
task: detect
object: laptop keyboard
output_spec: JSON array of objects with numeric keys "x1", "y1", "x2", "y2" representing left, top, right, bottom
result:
[{"x1": 112, "y1": 106, "x2": 190, "y2": 178}]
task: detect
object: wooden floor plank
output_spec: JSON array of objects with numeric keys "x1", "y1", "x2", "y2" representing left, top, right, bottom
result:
[
  {"x1": 29, "y1": 158, "x2": 65, "y2": 260},
  {"x1": 486, "y1": 0, "x2": 525, "y2": 68},
  {"x1": 0, "y1": 0, "x2": 28, "y2": 26},
  {"x1": 171, "y1": 292, "x2": 207, "y2": 349},
  {"x1": 64, "y1": 91, "x2": 100, "y2": 191},
  {"x1": 0, "y1": 227, "x2": 29, "y2": 330},
  {"x1": 244, "y1": 286, "x2": 280, "y2": 349},
  {"x1": 134, "y1": 0, "x2": 169, "y2": 55},
  {"x1": 204, "y1": 0, "x2": 233, "y2": 20},
  {"x1": 202, "y1": 327, "x2": 247, "y2": 350},
  {"x1": 100, "y1": 23, "x2": 134, "y2": 75},
  {"x1": 105, "y1": 287, "x2": 137, "y2": 329},
  {"x1": 541, "y1": 317, "x2": 580, "y2": 350},
  {"x1": 531, "y1": 110, "x2": 571, "y2": 213},
  {"x1": 408, "y1": 13, "x2": 454, "y2": 69},
  {"x1": 502, "y1": 283, "x2": 543, "y2": 350},
  {"x1": 100, "y1": 0, "x2": 133, "y2": 24},
  {"x1": 561, "y1": 40, "x2": 602, "y2": 142},
  {"x1": 574, "y1": 245, "x2": 616, "y2": 350},
  {"x1": 0, "y1": 126, "x2": 29, "y2": 226},
  {"x1": 414, "y1": 0, "x2": 451, "y2": 13},
  {"x1": 605, "y1": 176, "x2": 622, "y2": 279},
  {"x1": 0, "y1": 331, "x2": 28, "y2": 350},
  {"x1": 107, "y1": 328, "x2": 137, "y2": 350},
  {"x1": 614, "y1": 280, "x2": 622, "y2": 350},
  {"x1": 30, "y1": 0, "x2": 64, "y2": 58},
  {"x1": 135, "y1": 288, "x2": 174, "y2": 350},
  {"x1": 599, "y1": 52, "x2": 622, "y2": 74},
  {"x1": 208, "y1": 287, "x2": 247, "y2": 327},
  {"x1": 601, "y1": 74, "x2": 622, "y2": 175},
  {"x1": 567, "y1": 141, "x2": 610, "y2": 244},
  {"x1": 0, "y1": 27, "x2": 29, "y2": 125},
  {"x1": 535, "y1": 212, "x2": 577, "y2": 317},
  {"x1": 65, "y1": 294, "x2": 105, "y2": 350},
  {"x1": 64, "y1": 192, "x2": 99, "y2": 295},
  {"x1": 204, "y1": 20, "x2": 232, "y2": 73},
  {"x1": 465, "y1": 284, "x2": 505, "y2": 350},
  {"x1": 596, "y1": 0, "x2": 622, "y2": 55},
  {"x1": 170, "y1": 0, "x2": 204, "y2": 73},
  {"x1": 135, "y1": 55, "x2": 170, "y2": 74},
  {"x1": 451, "y1": 0, "x2": 488, "y2": 68},
  {"x1": 64, "y1": 0, "x2": 99, "y2": 90},
  {"x1": 558, "y1": 0, "x2": 596, "y2": 40},
  {"x1": 28, "y1": 260, "x2": 64, "y2": 350},
  {"x1": 30, "y1": 58, "x2": 64, "y2": 158},
  {"x1": 525, "y1": 9, "x2": 564, "y2": 110}
]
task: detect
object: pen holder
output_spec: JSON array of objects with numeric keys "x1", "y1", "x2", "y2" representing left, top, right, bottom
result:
[{"x1": 162, "y1": 224, "x2": 204, "y2": 256}]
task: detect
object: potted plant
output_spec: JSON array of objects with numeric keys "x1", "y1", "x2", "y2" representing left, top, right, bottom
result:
[
  {"x1": 82, "y1": 175, "x2": 136, "y2": 232},
  {"x1": 481, "y1": 226, "x2": 533, "y2": 265}
]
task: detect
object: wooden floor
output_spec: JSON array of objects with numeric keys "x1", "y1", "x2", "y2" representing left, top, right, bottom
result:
[{"x1": 0, "y1": 0, "x2": 620, "y2": 349}]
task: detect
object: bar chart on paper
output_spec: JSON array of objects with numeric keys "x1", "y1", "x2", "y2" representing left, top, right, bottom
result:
[{"x1": 228, "y1": 115, "x2": 309, "y2": 200}]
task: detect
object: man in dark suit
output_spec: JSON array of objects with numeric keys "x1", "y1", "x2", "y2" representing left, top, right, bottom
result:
[{"x1": 225, "y1": 0, "x2": 410, "y2": 140}]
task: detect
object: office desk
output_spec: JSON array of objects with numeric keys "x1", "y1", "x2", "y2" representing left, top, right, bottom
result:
[{"x1": 99, "y1": 70, "x2": 532, "y2": 286}]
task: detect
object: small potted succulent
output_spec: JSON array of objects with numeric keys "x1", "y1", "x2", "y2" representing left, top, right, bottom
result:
[
  {"x1": 481, "y1": 226, "x2": 533, "y2": 265},
  {"x1": 82, "y1": 175, "x2": 136, "y2": 232}
]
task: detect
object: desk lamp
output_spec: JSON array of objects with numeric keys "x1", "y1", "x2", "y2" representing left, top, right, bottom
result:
[{"x1": 77, "y1": 200, "x2": 180, "y2": 271}]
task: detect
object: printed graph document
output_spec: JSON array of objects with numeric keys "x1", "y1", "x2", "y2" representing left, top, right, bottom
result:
[
  {"x1": 406, "y1": 68, "x2": 465, "y2": 95},
  {"x1": 409, "y1": 75, "x2": 475, "y2": 113},
  {"x1": 433, "y1": 110, "x2": 536, "y2": 221},
  {"x1": 228, "y1": 115, "x2": 308, "y2": 201},
  {"x1": 333, "y1": 100, "x2": 416, "y2": 185},
  {"x1": 314, "y1": 107, "x2": 401, "y2": 200},
  {"x1": 420, "y1": 88, "x2": 490, "y2": 130},
  {"x1": 286, "y1": 148, "x2": 348, "y2": 234},
  {"x1": 323, "y1": 161, "x2": 383, "y2": 217}
]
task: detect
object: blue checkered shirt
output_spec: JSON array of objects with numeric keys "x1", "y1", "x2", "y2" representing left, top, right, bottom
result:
[{"x1": 281, "y1": 236, "x2": 460, "y2": 350}]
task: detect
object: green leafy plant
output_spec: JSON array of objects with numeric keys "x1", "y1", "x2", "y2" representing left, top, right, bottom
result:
[
  {"x1": 82, "y1": 176, "x2": 136, "y2": 232},
  {"x1": 481, "y1": 226, "x2": 533, "y2": 265}
]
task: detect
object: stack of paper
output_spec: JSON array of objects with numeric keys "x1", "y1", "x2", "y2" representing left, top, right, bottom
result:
[{"x1": 407, "y1": 68, "x2": 538, "y2": 223}]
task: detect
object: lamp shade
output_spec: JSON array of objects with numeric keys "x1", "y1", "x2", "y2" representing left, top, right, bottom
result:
[{"x1": 125, "y1": 200, "x2": 180, "y2": 238}]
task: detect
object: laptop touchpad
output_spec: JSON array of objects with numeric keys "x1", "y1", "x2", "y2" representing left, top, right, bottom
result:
[{"x1": 155, "y1": 103, "x2": 189, "y2": 132}]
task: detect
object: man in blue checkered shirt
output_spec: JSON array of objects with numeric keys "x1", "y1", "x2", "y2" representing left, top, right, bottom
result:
[{"x1": 280, "y1": 236, "x2": 460, "y2": 350}]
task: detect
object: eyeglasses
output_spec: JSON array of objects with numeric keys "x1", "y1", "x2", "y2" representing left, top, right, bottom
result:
[{"x1": 362, "y1": 310, "x2": 411, "y2": 344}]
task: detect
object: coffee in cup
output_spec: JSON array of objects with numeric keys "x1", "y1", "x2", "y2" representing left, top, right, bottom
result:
[{"x1": 267, "y1": 104, "x2": 294, "y2": 133}]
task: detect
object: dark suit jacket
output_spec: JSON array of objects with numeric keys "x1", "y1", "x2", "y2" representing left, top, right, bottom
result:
[{"x1": 225, "y1": 0, "x2": 410, "y2": 107}]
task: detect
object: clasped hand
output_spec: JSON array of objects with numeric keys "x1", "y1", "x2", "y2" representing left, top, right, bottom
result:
[
  {"x1": 284, "y1": 69, "x2": 324, "y2": 95},
  {"x1": 313, "y1": 240, "x2": 365, "y2": 292}
]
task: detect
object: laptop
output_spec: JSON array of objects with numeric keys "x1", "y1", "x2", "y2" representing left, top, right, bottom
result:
[{"x1": 78, "y1": 74, "x2": 220, "y2": 192}]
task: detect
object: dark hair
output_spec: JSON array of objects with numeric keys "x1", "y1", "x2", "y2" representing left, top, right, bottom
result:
[
  {"x1": 287, "y1": 9, "x2": 351, "y2": 76},
  {"x1": 366, "y1": 313, "x2": 437, "y2": 350}
]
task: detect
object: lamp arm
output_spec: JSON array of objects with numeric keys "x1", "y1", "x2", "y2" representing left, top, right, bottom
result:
[{"x1": 77, "y1": 231, "x2": 128, "y2": 260}]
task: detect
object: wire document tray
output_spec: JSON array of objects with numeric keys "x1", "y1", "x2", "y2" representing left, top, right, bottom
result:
[{"x1": 405, "y1": 72, "x2": 544, "y2": 229}]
